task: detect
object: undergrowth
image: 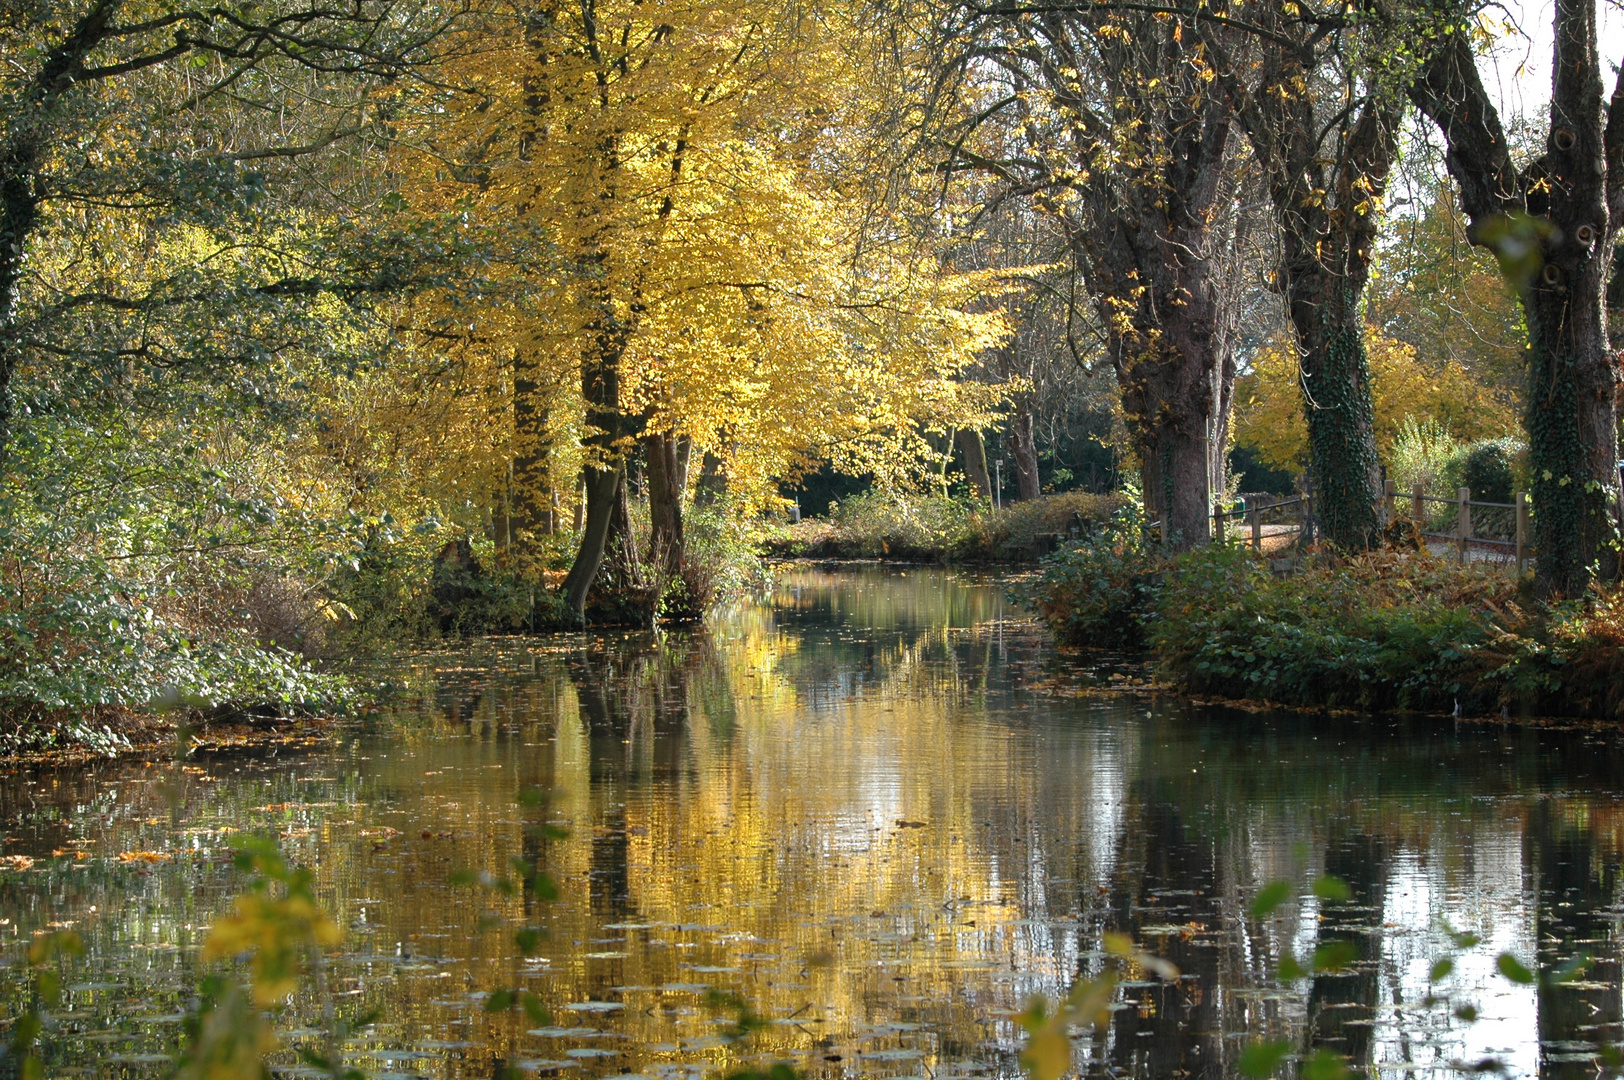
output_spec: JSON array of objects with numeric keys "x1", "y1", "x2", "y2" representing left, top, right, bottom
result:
[{"x1": 1025, "y1": 529, "x2": 1624, "y2": 719}]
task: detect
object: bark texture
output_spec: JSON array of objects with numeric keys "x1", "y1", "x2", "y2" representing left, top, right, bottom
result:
[
  {"x1": 1203, "y1": 19, "x2": 1395, "y2": 550},
  {"x1": 958, "y1": 428, "x2": 992, "y2": 501},
  {"x1": 644, "y1": 431, "x2": 686, "y2": 578},
  {"x1": 1006, "y1": 404, "x2": 1042, "y2": 501},
  {"x1": 1410, "y1": 3, "x2": 1624, "y2": 593}
]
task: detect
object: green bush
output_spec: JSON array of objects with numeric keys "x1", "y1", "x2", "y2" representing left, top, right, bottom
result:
[
  {"x1": 1460, "y1": 439, "x2": 1519, "y2": 503},
  {"x1": 1015, "y1": 500, "x2": 1161, "y2": 646}
]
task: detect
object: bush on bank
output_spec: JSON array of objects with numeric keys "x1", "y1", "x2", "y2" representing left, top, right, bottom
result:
[
  {"x1": 1024, "y1": 529, "x2": 1624, "y2": 719},
  {"x1": 767, "y1": 490, "x2": 1123, "y2": 562}
]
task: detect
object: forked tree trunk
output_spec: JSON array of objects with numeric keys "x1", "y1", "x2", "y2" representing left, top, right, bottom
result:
[{"x1": 958, "y1": 428, "x2": 992, "y2": 501}]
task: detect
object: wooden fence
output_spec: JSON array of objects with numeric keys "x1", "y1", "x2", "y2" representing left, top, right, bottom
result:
[{"x1": 1205, "y1": 480, "x2": 1533, "y2": 571}]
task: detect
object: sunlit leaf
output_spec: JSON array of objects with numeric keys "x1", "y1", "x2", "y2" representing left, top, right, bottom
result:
[
  {"x1": 1496, "y1": 953, "x2": 1534, "y2": 984},
  {"x1": 1238, "y1": 1040, "x2": 1290, "y2": 1079},
  {"x1": 1250, "y1": 881, "x2": 1291, "y2": 918}
]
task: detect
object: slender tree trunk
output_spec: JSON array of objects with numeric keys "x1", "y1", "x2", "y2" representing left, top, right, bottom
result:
[
  {"x1": 511, "y1": 346, "x2": 554, "y2": 562},
  {"x1": 560, "y1": 288, "x2": 629, "y2": 621},
  {"x1": 958, "y1": 428, "x2": 992, "y2": 501},
  {"x1": 644, "y1": 431, "x2": 685, "y2": 577},
  {"x1": 1007, "y1": 407, "x2": 1041, "y2": 501},
  {"x1": 673, "y1": 435, "x2": 692, "y2": 496},
  {"x1": 0, "y1": 135, "x2": 42, "y2": 472}
]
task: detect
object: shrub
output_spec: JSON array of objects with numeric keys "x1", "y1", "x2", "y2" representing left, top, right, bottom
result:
[
  {"x1": 1459, "y1": 439, "x2": 1521, "y2": 503},
  {"x1": 1016, "y1": 500, "x2": 1161, "y2": 646}
]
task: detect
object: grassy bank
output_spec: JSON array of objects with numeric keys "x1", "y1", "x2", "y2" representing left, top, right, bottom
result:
[
  {"x1": 765, "y1": 491, "x2": 1123, "y2": 563},
  {"x1": 1021, "y1": 510, "x2": 1624, "y2": 719}
]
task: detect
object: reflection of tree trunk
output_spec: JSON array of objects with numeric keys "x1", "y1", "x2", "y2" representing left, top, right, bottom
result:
[
  {"x1": 1007, "y1": 406, "x2": 1041, "y2": 500},
  {"x1": 1306, "y1": 834, "x2": 1387, "y2": 1069},
  {"x1": 644, "y1": 432, "x2": 686, "y2": 577},
  {"x1": 958, "y1": 429, "x2": 992, "y2": 501},
  {"x1": 1529, "y1": 803, "x2": 1621, "y2": 1080}
]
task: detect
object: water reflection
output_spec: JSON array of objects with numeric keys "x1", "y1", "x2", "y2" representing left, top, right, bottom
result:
[{"x1": 4, "y1": 565, "x2": 1624, "y2": 1079}]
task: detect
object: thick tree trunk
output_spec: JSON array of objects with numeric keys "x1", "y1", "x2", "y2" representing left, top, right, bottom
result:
[
  {"x1": 957, "y1": 428, "x2": 992, "y2": 501},
  {"x1": 1410, "y1": 6, "x2": 1624, "y2": 593},
  {"x1": 1134, "y1": 417, "x2": 1213, "y2": 551},
  {"x1": 1007, "y1": 408, "x2": 1041, "y2": 501},
  {"x1": 673, "y1": 435, "x2": 692, "y2": 496},
  {"x1": 644, "y1": 431, "x2": 685, "y2": 577},
  {"x1": 1286, "y1": 278, "x2": 1384, "y2": 549}
]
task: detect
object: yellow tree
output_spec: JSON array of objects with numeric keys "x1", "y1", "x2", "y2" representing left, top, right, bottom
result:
[{"x1": 402, "y1": 0, "x2": 1006, "y2": 620}]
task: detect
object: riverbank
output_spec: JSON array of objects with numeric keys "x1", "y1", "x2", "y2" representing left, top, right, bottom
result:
[
  {"x1": 1022, "y1": 523, "x2": 1624, "y2": 720},
  {"x1": 763, "y1": 490, "x2": 1121, "y2": 562}
]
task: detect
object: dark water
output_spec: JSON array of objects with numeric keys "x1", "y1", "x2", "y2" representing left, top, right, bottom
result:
[{"x1": 5, "y1": 566, "x2": 1624, "y2": 1079}]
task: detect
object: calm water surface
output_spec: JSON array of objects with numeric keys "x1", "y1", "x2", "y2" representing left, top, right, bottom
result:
[{"x1": 5, "y1": 566, "x2": 1624, "y2": 1079}]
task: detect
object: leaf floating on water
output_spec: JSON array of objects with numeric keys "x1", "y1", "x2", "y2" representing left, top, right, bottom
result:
[
  {"x1": 563, "y1": 1001, "x2": 625, "y2": 1013},
  {"x1": 0, "y1": 855, "x2": 35, "y2": 871},
  {"x1": 117, "y1": 851, "x2": 172, "y2": 864}
]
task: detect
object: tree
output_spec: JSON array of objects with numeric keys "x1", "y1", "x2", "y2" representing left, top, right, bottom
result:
[
  {"x1": 406, "y1": 0, "x2": 1007, "y2": 621},
  {"x1": 1409, "y1": 0, "x2": 1623, "y2": 594},
  {"x1": 0, "y1": 0, "x2": 458, "y2": 470},
  {"x1": 944, "y1": 2, "x2": 1252, "y2": 548},
  {"x1": 1195, "y1": 0, "x2": 1403, "y2": 549}
]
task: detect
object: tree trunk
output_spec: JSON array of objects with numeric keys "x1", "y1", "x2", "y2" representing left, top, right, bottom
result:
[
  {"x1": 673, "y1": 435, "x2": 692, "y2": 496},
  {"x1": 562, "y1": 464, "x2": 624, "y2": 620},
  {"x1": 0, "y1": 133, "x2": 42, "y2": 472},
  {"x1": 1007, "y1": 407, "x2": 1041, "y2": 501},
  {"x1": 511, "y1": 347, "x2": 554, "y2": 563},
  {"x1": 560, "y1": 282, "x2": 629, "y2": 621},
  {"x1": 1410, "y1": 4, "x2": 1624, "y2": 593},
  {"x1": 644, "y1": 431, "x2": 686, "y2": 577},
  {"x1": 958, "y1": 428, "x2": 992, "y2": 502},
  {"x1": 693, "y1": 450, "x2": 727, "y2": 506},
  {"x1": 1286, "y1": 278, "x2": 1384, "y2": 549}
]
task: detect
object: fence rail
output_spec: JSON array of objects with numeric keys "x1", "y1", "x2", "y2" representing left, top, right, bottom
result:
[{"x1": 1191, "y1": 480, "x2": 1535, "y2": 571}]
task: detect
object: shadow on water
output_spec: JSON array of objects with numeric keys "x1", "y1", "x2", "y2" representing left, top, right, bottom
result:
[{"x1": 5, "y1": 565, "x2": 1624, "y2": 1078}]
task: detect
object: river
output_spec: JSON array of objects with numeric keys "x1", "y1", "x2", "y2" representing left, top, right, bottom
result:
[{"x1": 3, "y1": 566, "x2": 1623, "y2": 1079}]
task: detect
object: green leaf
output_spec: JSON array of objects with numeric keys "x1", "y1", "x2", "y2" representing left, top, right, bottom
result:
[
  {"x1": 1302, "y1": 1049, "x2": 1349, "y2": 1080},
  {"x1": 514, "y1": 928, "x2": 544, "y2": 955},
  {"x1": 1250, "y1": 881, "x2": 1291, "y2": 918},
  {"x1": 1311, "y1": 941, "x2": 1358, "y2": 973},
  {"x1": 1311, "y1": 875, "x2": 1352, "y2": 903},
  {"x1": 1238, "y1": 1040, "x2": 1290, "y2": 1079},
  {"x1": 1496, "y1": 953, "x2": 1534, "y2": 984},
  {"x1": 1549, "y1": 952, "x2": 1592, "y2": 984},
  {"x1": 1277, "y1": 952, "x2": 1307, "y2": 981},
  {"x1": 520, "y1": 991, "x2": 549, "y2": 1025},
  {"x1": 1454, "y1": 1004, "x2": 1479, "y2": 1022},
  {"x1": 485, "y1": 988, "x2": 516, "y2": 1012},
  {"x1": 1429, "y1": 957, "x2": 1454, "y2": 982}
]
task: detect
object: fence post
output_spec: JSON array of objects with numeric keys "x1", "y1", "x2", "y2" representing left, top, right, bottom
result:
[
  {"x1": 1457, "y1": 486, "x2": 1471, "y2": 564},
  {"x1": 1516, "y1": 491, "x2": 1529, "y2": 574},
  {"x1": 1382, "y1": 479, "x2": 1396, "y2": 527},
  {"x1": 1246, "y1": 495, "x2": 1261, "y2": 554},
  {"x1": 1214, "y1": 501, "x2": 1227, "y2": 543},
  {"x1": 1411, "y1": 483, "x2": 1424, "y2": 528}
]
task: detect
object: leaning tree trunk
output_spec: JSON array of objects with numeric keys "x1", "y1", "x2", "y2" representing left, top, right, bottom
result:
[
  {"x1": 560, "y1": 295, "x2": 630, "y2": 621},
  {"x1": 1007, "y1": 407, "x2": 1042, "y2": 501},
  {"x1": 957, "y1": 429, "x2": 992, "y2": 502}
]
